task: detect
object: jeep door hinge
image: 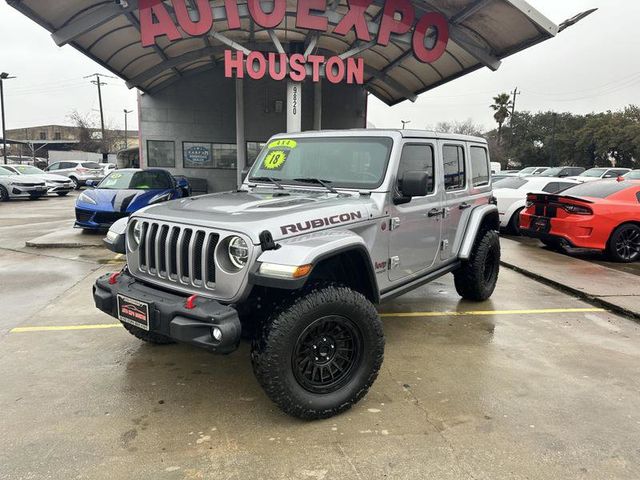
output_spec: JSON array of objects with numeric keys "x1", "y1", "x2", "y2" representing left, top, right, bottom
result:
[
  {"x1": 390, "y1": 217, "x2": 401, "y2": 230},
  {"x1": 389, "y1": 256, "x2": 400, "y2": 270}
]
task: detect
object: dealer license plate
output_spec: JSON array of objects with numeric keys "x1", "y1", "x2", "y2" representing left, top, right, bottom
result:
[
  {"x1": 531, "y1": 216, "x2": 550, "y2": 232},
  {"x1": 117, "y1": 295, "x2": 150, "y2": 331}
]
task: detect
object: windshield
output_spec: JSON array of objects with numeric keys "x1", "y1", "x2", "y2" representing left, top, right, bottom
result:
[
  {"x1": 538, "y1": 168, "x2": 563, "y2": 177},
  {"x1": 248, "y1": 137, "x2": 394, "y2": 190},
  {"x1": 82, "y1": 162, "x2": 102, "y2": 169},
  {"x1": 624, "y1": 171, "x2": 640, "y2": 179},
  {"x1": 98, "y1": 171, "x2": 172, "y2": 190},
  {"x1": 0, "y1": 168, "x2": 12, "y2": 176},
  {"x1": 519, "y1": 167, "x2": 537, "y2": 174},
  {"x1": 579, "y1": 168, "x2": 607, "y2": 178},
  {"x1": 12, "y1": 165, "x2": 44, "y2": 175}
]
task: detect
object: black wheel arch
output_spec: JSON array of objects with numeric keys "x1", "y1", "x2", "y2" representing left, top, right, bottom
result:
[{"x1": 249, "y1": 245, "x2": 380, "y2": 304}]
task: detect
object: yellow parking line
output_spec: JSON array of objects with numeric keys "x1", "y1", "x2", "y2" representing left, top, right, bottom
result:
[
  {"x1": 380, "y1": 307, "x2": 606, "y2": 318},
  {"x1": 10, "y1": 307, "x2": 606, "y2": 333},
  {"x1": 11, "y1": 324, "x2": 122, "y2": 333}
]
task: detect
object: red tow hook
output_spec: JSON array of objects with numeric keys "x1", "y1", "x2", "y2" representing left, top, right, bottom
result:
[
  {"x1": 108, "y1": 272, "x2": 121, "y2": 285},
  {"x1": 185, "y1": 294, "x2": 198, "y2": 310}
]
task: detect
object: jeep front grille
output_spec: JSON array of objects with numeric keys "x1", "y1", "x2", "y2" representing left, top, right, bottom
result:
[{"x1": 136, "y1": 220, "x2": 220, "y2": 288}]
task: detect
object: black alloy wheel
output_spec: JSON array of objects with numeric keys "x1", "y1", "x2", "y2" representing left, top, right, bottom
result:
[
  {"x1": 609, "y1": 224, "x2": 640, "y2": 263},
  {"x1": 292, "y1": 315, "x2": 363, "y2": 394}
]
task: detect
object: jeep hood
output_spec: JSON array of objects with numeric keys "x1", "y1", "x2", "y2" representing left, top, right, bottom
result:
[{"x1": 135, "y1": 190, "x2": 379, "y2": 243}]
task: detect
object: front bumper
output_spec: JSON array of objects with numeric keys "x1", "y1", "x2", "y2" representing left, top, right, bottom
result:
[
  {"x1": 75, "y1": 208, "x2": 130, "y2": 230},
  {"x1": 47, "y1": 183, "x2": 73, "y2": 194},
  {"x1": 93, "y1": 271, "x2": 242, "y2": 354},
  {"x1": 10, "y1": 184, "x2": 48, "y2": 198}
]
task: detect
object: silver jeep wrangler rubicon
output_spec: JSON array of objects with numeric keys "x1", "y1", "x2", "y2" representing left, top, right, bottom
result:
[{"x1": 95, "y1": 129, "x2": 500, "y2": 419}]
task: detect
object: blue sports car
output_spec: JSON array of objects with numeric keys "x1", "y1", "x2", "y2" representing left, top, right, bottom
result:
[{"x1": 75, "y1": 169, "x2": 191, "y2": 230}]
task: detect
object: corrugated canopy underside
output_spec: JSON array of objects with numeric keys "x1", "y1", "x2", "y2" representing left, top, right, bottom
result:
[{"x1": 8, "y1": 0, "x2": 557, "y2": 105}]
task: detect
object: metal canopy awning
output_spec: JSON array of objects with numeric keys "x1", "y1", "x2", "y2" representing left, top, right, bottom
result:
[{"x1": 7, "y1": 0, "x2": 559, "y2": 105}]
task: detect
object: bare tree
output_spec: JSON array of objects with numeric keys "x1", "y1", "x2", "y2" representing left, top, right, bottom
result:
[
  {"x1": 433, "y1": 119, "x2": 485, "y2": 137},
  {"x1": 68, "y1": 110, "x2": 120, "y2": 153}
]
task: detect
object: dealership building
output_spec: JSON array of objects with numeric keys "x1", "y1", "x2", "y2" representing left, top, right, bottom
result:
[{"x1": 8, "y1": 0, "x2": 573, "y2": 192}]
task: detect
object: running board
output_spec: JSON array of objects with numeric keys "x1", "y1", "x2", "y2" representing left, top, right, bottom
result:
[{"x1": 380, "y1": 262, "x2": 461, "y2": 303}]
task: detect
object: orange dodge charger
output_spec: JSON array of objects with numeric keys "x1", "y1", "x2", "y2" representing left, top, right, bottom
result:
[{"x1": 520, "y1": 179, "x2": 640, "y2": 262}]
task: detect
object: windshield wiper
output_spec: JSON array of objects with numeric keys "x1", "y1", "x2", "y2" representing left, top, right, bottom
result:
[
  {"x1": 250, "y1": 176, "x2": 284, "y2": 190},
  {"x1": 293, "y1": 177, "x2": 338, "y2": 194}
]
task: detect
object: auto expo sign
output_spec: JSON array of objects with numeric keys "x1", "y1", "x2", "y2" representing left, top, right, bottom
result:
[{"x1": 139, "y1": 0, "x2": 450, "y2": 85}]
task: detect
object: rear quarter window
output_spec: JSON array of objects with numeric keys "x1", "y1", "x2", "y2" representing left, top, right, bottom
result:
[
  {"x1": 82, "y1": 162, "x2": 101, "y2": 169},
  {"x1": 561, "y1": 181, "x2": 635, "y2": 199},
  {"x1": 470, "y1": 146, "x2": 490, "y2": 187}
]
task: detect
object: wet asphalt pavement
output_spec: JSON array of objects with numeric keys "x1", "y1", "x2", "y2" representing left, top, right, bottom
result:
[{"x1": 1, "y1": 194, "x2": 640, "y2": 480}]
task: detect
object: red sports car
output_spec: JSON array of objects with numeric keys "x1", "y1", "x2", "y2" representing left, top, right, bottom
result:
[{"x1": 520, "y1": 179, "x2": 640, "y2": 262}]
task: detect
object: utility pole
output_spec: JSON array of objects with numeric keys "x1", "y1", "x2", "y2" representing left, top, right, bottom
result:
[
  {"x1": 1, "y1": 72, "x2": 16, "y2": 165},
  {"x1": 123, "y1": 109, "x2": 133, "y2": 149},
  {"x1": 85, "y1": 73, "x2": 115, "y2": 160},
  {"x1": 401, "y1": 120, "x2": 411, "y2": 130},
  {"x1": 509, "y1": 87, "x2": 519, "y2": 148}
]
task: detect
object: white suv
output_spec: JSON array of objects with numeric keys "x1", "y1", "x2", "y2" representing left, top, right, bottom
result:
[{"x1": 46, "y1": 161, "x2": 105, "y2": 189}]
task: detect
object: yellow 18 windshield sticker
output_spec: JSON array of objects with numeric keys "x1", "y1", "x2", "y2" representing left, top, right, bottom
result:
[
  {"x1": 263, "y1": 150, "x2": 288, "y2": 170},
  {"x1": 268, "y1": 139, "x2": 297, "y2": 150}
]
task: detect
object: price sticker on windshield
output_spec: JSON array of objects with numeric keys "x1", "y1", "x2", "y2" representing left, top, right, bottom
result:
[
  {"x1": 268, "y1": 139, "x2": 297, "y2": 150},
  {"x1": 263, "y1": 150, "x2": 288, "y2": 170}
]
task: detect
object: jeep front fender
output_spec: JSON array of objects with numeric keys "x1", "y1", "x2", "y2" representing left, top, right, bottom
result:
[
  {"x1": 458, "y1": 205, "x2": 500, "y2": 260},
  {"x1": 249, "y1": 230, "x2": 379, "y2": 302}
]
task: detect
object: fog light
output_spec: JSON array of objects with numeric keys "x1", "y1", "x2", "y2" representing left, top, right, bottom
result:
[{"x1": 211, "y1": 326, "x2": 223, "y2": 342}]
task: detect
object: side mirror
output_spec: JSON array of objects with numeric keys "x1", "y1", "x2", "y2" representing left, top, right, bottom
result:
[
  {"x1": 103, "y1": 217, "x2": 127, "y2": 254},
  {"x1": 396, "y1": 171, "x2": 432, "y2": 204},
  {"x1": 85, "y1": 179, "x2": 96, "y2": 188}
]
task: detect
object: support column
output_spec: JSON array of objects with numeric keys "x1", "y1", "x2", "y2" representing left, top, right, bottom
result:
[
  {"x1": 313, "y1": 80, "x2": 322, "y2": 131},
  {"x1": 235, "y1": 77, "x2": 246, "y2": 188},
  {"x1": 286, "y1": 80, "x2": 302, "y2": 133}
]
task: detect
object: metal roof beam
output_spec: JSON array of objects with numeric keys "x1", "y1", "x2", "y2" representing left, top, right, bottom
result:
[
  {"x1": 451, "y1": 0, "x2": 492, "y2": 23},
  {"x1": 52, "y1": 0, "x2": 138, "y2": 46}
]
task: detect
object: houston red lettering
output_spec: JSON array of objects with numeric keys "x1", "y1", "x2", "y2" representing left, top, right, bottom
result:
[
  {"x1": 248, "y1": 0, "x2": 286, "y2": 28},
  {"x1": 224, "y1": 49, "x2": 244, "y2": 78},
  {"x1": 172, "y1": 0, "x2": 213, "y2": 36},
  {"x1": 333, "y1": 0, "x2": 374, "y2": 41},
  {"x1": 296, "y1": 0, "x2": 328, "y2": 31},
  {"x1": 412, "y1": 12, "x2": 449, "y2": 63}
]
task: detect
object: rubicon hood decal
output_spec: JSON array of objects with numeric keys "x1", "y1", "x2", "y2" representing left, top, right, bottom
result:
[{"x1": 280, "y1": 211, "x2": 364, "y2": 235}]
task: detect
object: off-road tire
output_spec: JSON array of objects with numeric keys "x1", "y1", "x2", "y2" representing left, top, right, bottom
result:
[
  {"x1": 507, "y1": 208, "x2": 524, "y2": 235},
  {"x1": 251, "y1": 283, "x2": 384, "y2": 420},
  {"x1": 454, "y1": 229, "x2": 501, "y2": 301},
  {"x1": 0, "y1": 185, "x2": 9, "y2": 202},
  {"x1": 57, "y1": 192, "x2": 70, "y2": 197},
  {"x1": 121, "y1": 321, "x2": 176, "y2": 345},
  {"x1": 607, "y1": 223, "x2": 640, "y2": 263}
]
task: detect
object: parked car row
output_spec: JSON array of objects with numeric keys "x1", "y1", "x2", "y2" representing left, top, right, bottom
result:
[
  {"x1": 495, "y1": 166, "x2": 632, "y2": 182},
  {"x1": 494, "y1": 169, "x2": 640, "y2": 263}
]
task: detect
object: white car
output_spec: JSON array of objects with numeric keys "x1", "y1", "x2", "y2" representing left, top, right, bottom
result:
[
  {"x1": 0, "y1": 166, "x2": 48, "y2": 201},
  {"x1": 624, "y1": 170, "x2": 640, "y2": 180},
  {"x1": 102, "y1": 163, "x2": 117, "y2": 175},
  {"x1": 518, "y1": 166, "x2": 549, "y2": 176},
  {"x1": 0, "y1": 164, "x2": 75, "y2": 196},
  {"x1": 494, "y1": 176, "x2": 581, "y2": 233},
  {"x1": 569, "y1": 167, "x2": 631, "y2": 183}
]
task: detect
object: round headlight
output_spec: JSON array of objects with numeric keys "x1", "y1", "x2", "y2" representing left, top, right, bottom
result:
[
  {"x1": 228, "y1": 236, "x2": 249, "y2": 269},
  {"x1": 131, "y1": 220, "x2": 142, "y2": 248}
]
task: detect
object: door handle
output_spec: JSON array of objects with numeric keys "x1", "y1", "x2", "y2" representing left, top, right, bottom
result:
[
  {"x1": 428, "y1": 208, "x2": 443, "y2": 218},
  {"x1": 459, "y1": 202, "x2": 472, "y2": 210}
]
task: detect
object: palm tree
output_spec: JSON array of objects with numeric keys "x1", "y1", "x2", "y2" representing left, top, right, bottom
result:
[{"x1": 491, "y1": 93, "x2": 513, "y2": 144}]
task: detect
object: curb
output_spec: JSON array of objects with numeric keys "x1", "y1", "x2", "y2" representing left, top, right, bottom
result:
[
  {"x1": 25, "y1": 241, "x2": 104, "y2": 249},
  {"x1": 501, "y1": 260, "x2": 640, "y2": 322}
]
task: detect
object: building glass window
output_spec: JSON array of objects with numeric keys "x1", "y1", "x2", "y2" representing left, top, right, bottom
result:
[
  {"x1": 212, "y1": 144, "x2": 237, "y2": 169},
  {"x1": 39, "y1": 132, "x2": 46, "y2": 140},
  {"x1": 247, "y1": 142, "x2": 266, "y2": 167},
  {"x1": 183, "y1": 142, "x2": 214, "y2": 168},
  {"x1": 443, "y1": 145, "x2": 466, "y2": 190},
  {"x1": 182, "y1": 142, "x2": 237, "y2": 169},
  {"x1": 147, "y1": 140, "x2": 175, "y2": 167},
  {"x1": 54, "y1": 132, "x2": 61, "y2": 140}
]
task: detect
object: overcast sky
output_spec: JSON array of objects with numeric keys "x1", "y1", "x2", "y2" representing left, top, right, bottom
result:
[{"x1": 0, "y1": 0, "x2": 638, "y2": 133}]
